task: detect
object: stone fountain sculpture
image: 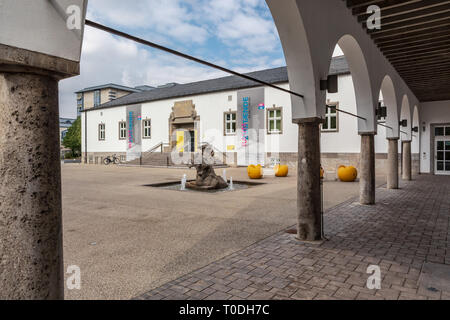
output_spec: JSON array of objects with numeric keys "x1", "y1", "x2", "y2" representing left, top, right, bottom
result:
[{"x1": 187, "y1": 144, "x2": 228, "y2": 190}]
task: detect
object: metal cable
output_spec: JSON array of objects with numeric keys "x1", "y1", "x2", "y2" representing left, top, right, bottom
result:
[
  {"x1": 326, "y1": 104, "x2": 367, "y2": 121},
  {"x1": 85, "y1": 19, "x2": 304, "y2": 99}
]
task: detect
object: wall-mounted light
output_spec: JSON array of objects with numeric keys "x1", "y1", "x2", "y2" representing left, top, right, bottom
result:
[
  {"x1": 412, "y1": 126, "x2": 419, "y2": 133},
  {"x1": 400, "y1": 119, "x2": 408, "y2": 127},
  {"x1": 320, "y1": 75, "x2": 338, "y2": 93},
  {"x1": 376, "y1": 102, "x2": 387, "y2": 120}
]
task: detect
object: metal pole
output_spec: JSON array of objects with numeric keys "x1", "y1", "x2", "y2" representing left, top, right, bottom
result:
[{"x1": 84, "y1": 110, "x2": 88, "y2": 164}]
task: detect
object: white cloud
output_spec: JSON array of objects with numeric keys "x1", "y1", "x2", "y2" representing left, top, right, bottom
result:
[
  {"x1": 59, "y1": 0, "x2": 285, "y2": 118},
  {"x1": 59, "y1": 27, "x2": 224, "y2": 118},
  {"x1": 87, "y1": 0, "x2": 209, "y2": 44}
]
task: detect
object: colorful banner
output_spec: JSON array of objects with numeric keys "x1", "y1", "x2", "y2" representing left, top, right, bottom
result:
[
  {"x1": 236, "y1": 88, "x2": 265, "y2": 166},
  {"x1": 126, "y1": 104, "x2": 142, "y2": 162}
]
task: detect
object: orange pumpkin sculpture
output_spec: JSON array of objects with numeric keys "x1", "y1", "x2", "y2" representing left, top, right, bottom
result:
[
  {"x1": 274, "y1": 164, "x2": 289, "y2": 177},
  {"x1": 337, "y1": 165, "x2": 358, "y2": 182},
  {"x1": 247, "y1": 164, "x2": 263, "y2": 179}
]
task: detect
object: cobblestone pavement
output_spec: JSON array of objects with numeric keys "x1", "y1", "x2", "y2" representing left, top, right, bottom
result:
[{"x1": 135, "y1": 175, "x2": 450, "y2": 300}]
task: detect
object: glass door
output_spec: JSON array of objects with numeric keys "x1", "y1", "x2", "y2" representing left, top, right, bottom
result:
[{"x1": 435, "y1": 126, "x2": 450, "y2": 175}]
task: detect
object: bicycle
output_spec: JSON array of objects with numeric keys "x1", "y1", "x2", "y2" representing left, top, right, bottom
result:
[{"x1": 103, "y1": 154, "x2": 120, "y2": 165}]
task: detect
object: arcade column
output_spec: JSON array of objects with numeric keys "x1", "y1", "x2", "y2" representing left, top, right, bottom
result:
[
  {"x1": 387, "y1": 138, "x2": 399, "y2": 189},
  {"x1": 360, "y1": 133, "x2": 376, "y2": 205},
  {"x1": 295, "y1": 118, "x2": 322, "y2": 241},
  {"x1": 402, "y1": 141, "x2": 412, "y2": 181}
]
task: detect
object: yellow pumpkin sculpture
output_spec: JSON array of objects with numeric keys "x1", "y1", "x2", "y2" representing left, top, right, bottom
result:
[
  {"x1": 274, "y1": 164, "x2": 289, "y2": 177},
  {"x1": 248, "y1": 164, "x2": 263, "y2": 179},
  {"x1": 337, "y1": 165, "x2": 358, "y2": 182}
]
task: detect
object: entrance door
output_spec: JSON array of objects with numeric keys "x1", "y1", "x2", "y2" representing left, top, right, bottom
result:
[
  {"x1": 187, "y1": 130, "x2": 195, "y2": 152},
  {"x1": 435, "y1": 126, "x2": 450, "y2": 175}
]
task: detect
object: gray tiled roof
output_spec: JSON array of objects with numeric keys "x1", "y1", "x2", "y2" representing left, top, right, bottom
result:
[{"x1": 85, "y1": 56, "x2": 349, "y2": 111}]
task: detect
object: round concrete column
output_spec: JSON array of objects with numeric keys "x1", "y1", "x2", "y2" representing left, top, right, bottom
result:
[
  {"x1": 387, "y1": 138, "x2": 399, "y2": 189},
  {"x1": 402, "y1": 141, "x2": 412, "y2": 181},
  {"x1": 360, "y1": 134, "x2": 375, "y2": 205},
  {"x1": 296, "y1": 119, "x2": 322, "y2": 241},
  {"x1": 0, "y1": 72, "x2": 63, "y2": 299}
]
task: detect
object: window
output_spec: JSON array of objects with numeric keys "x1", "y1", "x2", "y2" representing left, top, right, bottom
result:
[
  {"x1": 109, "y1": 91, "x2": 117, "y2": 101},
  {"x1": 94, "y1": 90, "x2": 101, "y2": 107},
  {"x1": 98, "y1": 123, "x2": 105, "y2": 141},
  {"x1": 77, "y1": 93, "x2": 84, "y2": 112},
  {"x1": 119, "y1": 121, "x2": 127, "y2": 140},
  {"x1": 267, "y1": 107, "x2": 282, "y2": 134},
  {"x1": 61, "y1": 130, "x2": 68, "y2": 141},
  {"x1": 224, "y1": 112, "x2": 236, "y2": 135},
  {"x1": 143, "y1": 119, "x2": 151, "y2": 139},
  {"x1": 322, "y1": 104, "x2": 338, "y2": 132},
  {"x1": 435, "y1": 127, "x2": 445, "y2": 136},
  {"x1": 228, "y1": 95, "x2": 233, "y2": 102}
]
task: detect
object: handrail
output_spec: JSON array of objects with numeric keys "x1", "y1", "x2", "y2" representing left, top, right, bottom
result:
[{"x1": 146, "y1": 142, "x2": 170, "y2": 154}]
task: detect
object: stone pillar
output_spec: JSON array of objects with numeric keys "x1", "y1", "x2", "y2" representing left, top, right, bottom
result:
[
  {"x1": 387, "y1": 138, "x2": 399, "y2": 189},
  {"x1": 296, "y1": 118, "x2": 322, "y2": 241},
  {"x1": 402, "y1": 141, "x2": 412, "y2": 181},
  {"x1": 0, "y1": 72, "x2": 63, "y2": 299},
  {"x1": 360, "y1": 134, "x2": 375, "y2": 205}
]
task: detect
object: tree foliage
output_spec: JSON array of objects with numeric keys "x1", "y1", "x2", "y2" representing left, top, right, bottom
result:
[{"x1": 62, "y1": 117, "x2": 81, "y2": 157}]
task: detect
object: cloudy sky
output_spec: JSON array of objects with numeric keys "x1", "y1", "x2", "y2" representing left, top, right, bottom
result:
[{"x1": 59, "y1": 0, "x2": 287, "y2": 118}]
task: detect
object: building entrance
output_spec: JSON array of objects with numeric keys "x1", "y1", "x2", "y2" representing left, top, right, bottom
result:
[{"x1": 435, "y1": 125, "x2": 450, "y2": 175}]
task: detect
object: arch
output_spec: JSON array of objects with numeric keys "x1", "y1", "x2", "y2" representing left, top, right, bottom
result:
[
  {"x1": 332, "y1": 35, "x2": 376, "y2": 134},
  {"x1": 379, "y1": 75, "x2": 399, "y2": 139},
  {"x1": 266, "y1": 0, "x2": 317, "y2": 119},
  {"x1": 400, "y1": 95, "x2": 412, "y2": 141}
]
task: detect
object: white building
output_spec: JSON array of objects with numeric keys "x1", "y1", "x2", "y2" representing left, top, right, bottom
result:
[{"x1": 80, "y1": 56, "x2": 449, "y2": 177}]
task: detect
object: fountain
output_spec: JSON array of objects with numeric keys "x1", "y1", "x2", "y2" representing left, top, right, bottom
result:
[
  {"x1": 181, "y1": 174, "x2": 187, "y2": 191},
  {"x1": 145, "y1": 144, "x2": 264, "y2": 193},
  {"x1": 229, "y1": 177, "x2": 234, "y2": 191},
  {"x1": 222, "y1": 169, "x2": 227, "y2": 183},
  {"x1": 186, "y1": 144, "x2": 228, "y2": 191}
]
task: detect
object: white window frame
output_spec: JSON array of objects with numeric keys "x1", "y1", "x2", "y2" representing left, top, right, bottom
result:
[
  {"x1": 435, "y1": 125, "x2": 450, "y2": 175},
  {"x1": 322, "y1": 103, "x2": 338, "y2": 132},
  {"x1": 119, "y1": 121, "x2": 127, "y2": 140},
  {"x1": 267, "y1": 107, "x2": 282, "y2": 134},
  {"x1": 224, "y1": 112, "x2": 236, "y2": 136},
  {"x1": 143, "y1": 119, "x2": 151, "y2": 139},
  {"x1": 94, "y1": 90, "x2": 101, "y2": 107},
  {"x1": 98, "y1": 123, "x2": 105, "y2": 141}
]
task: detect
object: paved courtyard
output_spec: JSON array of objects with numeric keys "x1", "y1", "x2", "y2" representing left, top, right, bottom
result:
[
  {"x1": 62, "y1": 164, "x2": 384, "y2": 299},
  {"x1": 136, "y1": 175, "x2": 450, "y2": 300}
]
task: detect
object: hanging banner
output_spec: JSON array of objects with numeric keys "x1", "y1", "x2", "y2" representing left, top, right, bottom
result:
[
  {"x1": 236, "y1": 88, "x2": 265, "y2": 166},
  {"x1": 126, "y1": 104, "x2": 142, "y2": 162}
]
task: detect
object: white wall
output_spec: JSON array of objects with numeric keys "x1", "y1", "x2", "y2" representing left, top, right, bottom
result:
[
  {"x1": 0, "y1": 0, "x2": 87, "y2": 62},
  {"x1": 419, "y1": 100, "x2": 450, "y2": 173},
  {"x1": 322, "y1": 74, "x2": 360, "y2": 153},
  {"x1": 264, "y1": 83, "x2": 296, "y2": 153},
  {"x1": 82, "y1": 107, "x2": 128, "y2": 154}
]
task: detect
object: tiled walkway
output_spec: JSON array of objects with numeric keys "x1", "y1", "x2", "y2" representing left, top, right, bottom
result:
[{"x1": 135, "y1": 175, "x2": 450, "y2": 300}]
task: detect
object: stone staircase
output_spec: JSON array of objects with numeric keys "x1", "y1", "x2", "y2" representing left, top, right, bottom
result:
[
  {"x1": 125, "y1": 142, "x2": 228, "y2": 168},
  {"x1": 127, "y1": 152, "x2": 173, "y2": 167}
]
